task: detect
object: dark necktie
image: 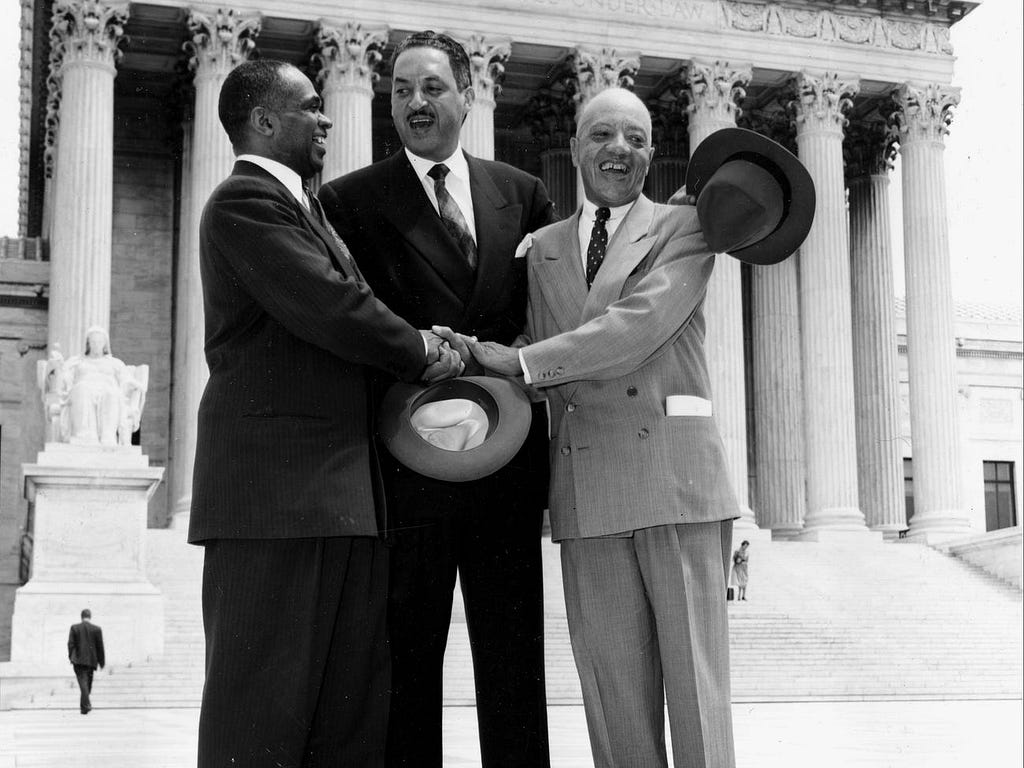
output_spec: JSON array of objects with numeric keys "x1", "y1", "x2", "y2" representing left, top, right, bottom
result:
[
  {"x1": 427, "y1": 163, "x2": 477, "y2": 270},
  {"x1": 585, "y1": 206, "x2": 611, "y2": 288}
]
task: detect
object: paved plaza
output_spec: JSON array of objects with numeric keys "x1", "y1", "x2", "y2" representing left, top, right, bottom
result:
[{"x1": 0, "y1": 699, "x2": 1020, "y2": 767}]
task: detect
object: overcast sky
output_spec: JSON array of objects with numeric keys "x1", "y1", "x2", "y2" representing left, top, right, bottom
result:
[{"x1": 0, "y1": 1, "x2": 1019, "y2": 307}]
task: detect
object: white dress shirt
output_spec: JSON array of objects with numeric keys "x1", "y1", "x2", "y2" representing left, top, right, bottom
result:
[
  {"x1": 405, "y1": 145, "x2": 478, "y2": 244},
  {"x1": 236, "y1": 154, "x2": 306, "y2": 207}
]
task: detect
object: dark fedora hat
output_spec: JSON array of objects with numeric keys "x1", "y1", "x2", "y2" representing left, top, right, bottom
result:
[
  {"x1": 685, "y1": 127, "x2": 815, "y2": 265},
  {"x1": 378, "y1": 376, "x2": 532, "y2": 482}
]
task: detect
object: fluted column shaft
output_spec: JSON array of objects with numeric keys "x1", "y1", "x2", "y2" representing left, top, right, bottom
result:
[
  {"x1": 848, "y1": 165, "x2": 905, "y2": 535},
  {"x1": 539, "y1": 148, "x2": 575, "y2": 214},
  {"x1": 459, "y1": 34, "x2": 510, "y2": 160},
  {"x1": 752, "y1": 259, "x2": 806, "y2": 536},
  {"x1": 646, "y1": 157, "x2": 686, "y2": 203},
  {"x1": 316, "y1": 22, "x2": 387, "y2": 181},
  {"x1": 893, "y1": 83, "x2": 969, "y2": 540},
  {"x1": 793, "y1": 72, "x2": 867, "y2": 534},
  {"x1": 685, "y1": 60, "x2": 756, "y2": 529},
  {"x1": 47, "y1": 1, "x2": 128, "y2": 356},
  {"x1": 169, "y1": 9, "x2": 259, "y2": 526}
]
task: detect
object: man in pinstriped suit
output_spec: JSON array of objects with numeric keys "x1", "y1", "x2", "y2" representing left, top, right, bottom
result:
[
  {"x1": 460, "y1": 88, "x2": 740, "y2": 768},
  {"x1": 188, "y1": 59, "x2": 461, "y2": 767}
]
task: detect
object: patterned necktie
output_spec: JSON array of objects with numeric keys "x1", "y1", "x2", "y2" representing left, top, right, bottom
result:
[
  {"x1": 427, "y1": 163, "x2": 477, "y2": 270},
  {"x1": 585, "y1": 206, "x2": 611, "y2": 288},
  {"x1": 304, "y1": 187, "x2": 354, "y2": 270}
]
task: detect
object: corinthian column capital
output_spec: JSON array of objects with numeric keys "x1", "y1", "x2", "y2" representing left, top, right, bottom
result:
[
  {"x1": 791, "y1": 71, "x2": 859, "y2": 135},
  {"x1": 845, "y1": 119, "x2": 897, "y2": 178},
  {"x1": 890, "y1": 82, "x2": 960, "y2": 145},
  {"x1": 684, "y1": 60, "x2": 751, "y2": 125},
  {"x1": 50, "y1": 0, "x2": 128, "y2": 68},
  {"x1": 458, "y1": 33, "x2": 511, "y2": 105},
  {"x1": 314, "y1": 22, "x2": 389, "y2": 93},
  {"x1": 185, "y1": 8, "x2": 261, "y2": 78},
  {"x1": 571, "y1": 44, "x2": 641, "y2": 112}
]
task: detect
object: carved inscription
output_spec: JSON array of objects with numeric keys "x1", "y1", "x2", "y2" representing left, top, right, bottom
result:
[{"x1": 517, "y1": 0, "x2": 719, "y2": 27}]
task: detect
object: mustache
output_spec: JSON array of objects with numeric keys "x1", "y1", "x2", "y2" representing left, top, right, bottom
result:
[{"x1": 406, "y1": 107, "x2": 434, "y2": 120}]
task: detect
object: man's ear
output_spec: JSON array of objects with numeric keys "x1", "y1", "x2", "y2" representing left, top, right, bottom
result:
[
  {"x1": 459, "y1": 86, "x2": 476, "y2": 125},
  {"x1": 569, "y1": 136, "x2": 579, "y2": 169},
  {"x1": 250, "y1": 106, "x2": 276, "y2": 138}
]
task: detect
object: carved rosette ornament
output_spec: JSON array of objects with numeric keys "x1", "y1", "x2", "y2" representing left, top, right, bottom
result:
[
  {"x1": 685, "y1": 60, "x2": 751, "y2": 126},
  {"x1": 791, "y1": 71, "x2": 859, "y2": 136},
  {"x1": 314, "y1": 22, "x2": 389, "y2": 94},
  {"x1": 185, "y1": 8, "x2": 261, "y2": 78},
  {"x1": 844, "y1": 119, "x2": 897, "y2": 179},
  {"x1": 890, "y1": 83, "x2": 960, "y2": 145},
  {"x1": 571, "y1": 45, "x2": 641, "y2": 112},
  {"x1": 44, "y1": 0, "x2": 129, "y2": 179},
  {"x1": 459, "y1": 33, "x2": 511, "y2": 106}
]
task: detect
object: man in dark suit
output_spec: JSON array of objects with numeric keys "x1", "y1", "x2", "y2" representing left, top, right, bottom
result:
[
  {"x1": 68, "y1": 608, "x2": 104, "y2": 715},
  {"x1": 189, "y1": 58, "x2": 462, "y2": 767},
  {"x1": 319, "y1": 31, "x2": 556, "y2": 768}
]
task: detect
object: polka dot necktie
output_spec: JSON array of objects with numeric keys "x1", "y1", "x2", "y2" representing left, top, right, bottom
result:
[
  {"x1": 427, "y1": 163, "x2": 478, "y2": 270},
  {"x1": 585, "y1": 206, "x2": 611, "y2": 289}
]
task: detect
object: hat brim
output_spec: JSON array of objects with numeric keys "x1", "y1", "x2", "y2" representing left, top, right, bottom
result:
[
  {"x1": 685, "y1": 127, "x2": 816, "y2": 265},
  {"x1": 379, "y1": 376, "x2": 532, "y2": 482}
]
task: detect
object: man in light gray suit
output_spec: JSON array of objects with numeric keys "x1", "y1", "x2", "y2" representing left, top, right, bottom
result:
[{"x1": 453, "y1": 87, "x2": 742, "y2": 767}]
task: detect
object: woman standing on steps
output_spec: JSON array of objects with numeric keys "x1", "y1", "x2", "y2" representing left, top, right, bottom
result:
[{"x1": 732, "y1": 540, "x2": 750, "y2": 601}]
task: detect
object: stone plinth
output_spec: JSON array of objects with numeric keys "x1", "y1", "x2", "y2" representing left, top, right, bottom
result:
[{"x1": 1, "y1": 446, "x2": 164, "y2": 707}]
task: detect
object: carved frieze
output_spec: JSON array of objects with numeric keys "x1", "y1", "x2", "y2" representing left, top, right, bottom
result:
[
  {"x1": 313, "y1": 22, "x2": 389, "y2": 92},
  {"x1": 185, "y1": 8, "x2": 261, "y2": 78}
]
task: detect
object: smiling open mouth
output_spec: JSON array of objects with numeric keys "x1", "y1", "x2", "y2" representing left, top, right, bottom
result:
[
  {"x1": 409, "y1": 115, "x2": 435, "y2": 129},
  {"x1": 599, "y1": 161, "x2": 629, "y2": 174}
]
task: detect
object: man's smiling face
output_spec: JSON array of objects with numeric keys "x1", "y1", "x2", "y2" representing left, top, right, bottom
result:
[
  {"x1": 571, "y1": 89, "x2": 655, "y2": 208},
  {"x1": 391, "y1": 46, "x2": 474, "y2": 162}
]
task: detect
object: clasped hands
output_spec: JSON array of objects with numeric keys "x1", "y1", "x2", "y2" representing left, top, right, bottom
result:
[{"x1": 419, "y1": 327, "x2": 523, "y2": 384}]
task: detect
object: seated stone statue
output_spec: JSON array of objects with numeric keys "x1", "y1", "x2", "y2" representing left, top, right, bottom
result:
[{"x1": 48, "y1": 327, "x2": 148, "y2": 447}]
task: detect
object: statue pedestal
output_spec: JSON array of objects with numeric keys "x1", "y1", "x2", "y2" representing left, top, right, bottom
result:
[{"x1": 0, "y1": 445, "x2": 164, "y2": 709}]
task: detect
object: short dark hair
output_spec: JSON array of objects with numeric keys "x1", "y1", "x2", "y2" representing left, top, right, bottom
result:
[
  {"x1": 218, "y1": 58, "x2": 291, "y2": 146},
  {"x1": 81, "y1": 608, "x2": 91, "y2": 619},
  {"x1": 741, "y1": 540, "x2": 750, "y2": 547},
  {"x1": 391, "y1": 31, "x2": 471, "y2": 91}
]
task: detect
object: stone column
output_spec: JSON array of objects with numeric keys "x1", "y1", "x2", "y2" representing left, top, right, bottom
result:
[
  {"x1": 458, "y1": 34, "x2": 510, "y2": 160},
  {"x1": 891, "y1": 83, "x2": 970, "y2": 541},
  {"x1": 45, "y1": 0, "x2": 128, "y2": 357},
  {"x1": 314, "y1": 22, "x2": 387, "y2": 181},
  {"x1": 741, "y1": 109, "x2": 806, "y2": 537},
  {"x1": 169, "y1": 8, "x2": 259, "y2": 528},
  {"x1": 792, "y1": 71, "x2": 869, "y2": 538},
  {"x1": 685, "y1": 60, "x2": 763, "y2": 535},
  {"x1": 570, "y1": 45, "x2": 641, "y2": 204},
  {"x1": 528, "y1": 87, "x2": 576, "y2": 214},
  {"x1": 846, "y1": 120, "x2": 906, "y2": 537},
  {"x1": 646, "y1": 156, "x2": 686, "y2": 203},
  {"x1": 645, "y1": 95, "x2": 688, "y2": 203}
]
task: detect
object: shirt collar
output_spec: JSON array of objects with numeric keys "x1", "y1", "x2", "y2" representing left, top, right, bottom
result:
[
  {"x1": 581, "y1": 197, "x2": 635, "y2": 224},
  {"x1": 237, "y1": 154, "x2": 306, "y2": 205},
  {"x1": 405, "y1": 144, "x2": 470, "y2": 185}
]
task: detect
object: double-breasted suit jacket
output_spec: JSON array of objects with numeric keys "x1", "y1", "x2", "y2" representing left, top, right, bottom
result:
[
  {"x1": 520, "y1": 194, "x2": 740, "y2": 539},
  {"x1": 189, "y1": 160, "x2": 425, "y2": 542}
]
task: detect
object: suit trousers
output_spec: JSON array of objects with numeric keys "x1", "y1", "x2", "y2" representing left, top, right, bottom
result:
[
  {"x1": 198, "y1": 536, "x2": 389, "y2": 768},
  {"x1": 385, "y1": 492, "x2": 548, "y2": 768},
  {"x1": 560, "y1": 520, "x2": 735, "y2": 768},
  {"x1": 73, "y1": 664, "x2": 94, "y2": 712}
]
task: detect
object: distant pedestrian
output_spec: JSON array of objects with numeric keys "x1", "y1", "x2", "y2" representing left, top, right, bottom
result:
[
  {"x1": 732, "y1": 541, "x2": 750, "y2": 601},
  {"x1": 68, "y1": 608, "x2": 104, "y2": 714}
]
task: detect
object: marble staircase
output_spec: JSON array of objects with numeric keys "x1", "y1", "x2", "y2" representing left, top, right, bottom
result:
[{"x1": 17, "y1": 531, "x2": 1022, "y2": 709}]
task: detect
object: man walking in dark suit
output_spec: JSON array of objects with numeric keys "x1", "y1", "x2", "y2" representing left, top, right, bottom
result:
[
  {"x1": 319, "y1": 31, "x2": 556, "y2": 768},
  {"x1": 189, "y1": 58, "x2": 461, "y2": 767},
  {"x1": 68, "y1": 608, "x2": 104, "y2": 715}
]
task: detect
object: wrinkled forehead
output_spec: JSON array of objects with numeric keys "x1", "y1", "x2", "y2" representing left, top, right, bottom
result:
[{"x1": 577, "y1": 90, "x2": 652, "y2": 139}]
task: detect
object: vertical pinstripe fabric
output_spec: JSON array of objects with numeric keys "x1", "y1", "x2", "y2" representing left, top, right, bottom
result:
[
  {"x1": 560, "y1": 521, "x2": 735, "y2": 768},
  {"x1": 197, "y1": 536, "x2": 389, "y2": 768}
]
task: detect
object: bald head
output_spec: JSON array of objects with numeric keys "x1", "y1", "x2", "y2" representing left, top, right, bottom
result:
[{"x1": 571, "y1": 87, "x2": 654, "y2": 208}]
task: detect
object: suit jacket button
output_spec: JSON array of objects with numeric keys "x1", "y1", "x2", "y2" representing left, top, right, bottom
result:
[
  {"x1": 565, "y1": 403, "x2": 576, "y2": 413},
  {"x1": 638, "y1": 428, "x2": 649, "y2": 439},
  {"x1": 560, "y1": 446, "x2": 572, "y2": 456},
  {"x1": 627, "y1": 386, "x2": 638, "y2": 397},
  {"x1": 555, "y1": 366, "x2": 564, "y2": 375}
]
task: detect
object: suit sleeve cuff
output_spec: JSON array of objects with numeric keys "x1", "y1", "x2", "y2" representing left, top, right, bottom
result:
[{"x1": 519, "y1": 348, "x2": 533, "y2": 385}]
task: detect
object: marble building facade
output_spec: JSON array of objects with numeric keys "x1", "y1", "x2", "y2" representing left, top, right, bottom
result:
[{"x1": 2, "y1": 0, "x2": 1020, "y2": 589}]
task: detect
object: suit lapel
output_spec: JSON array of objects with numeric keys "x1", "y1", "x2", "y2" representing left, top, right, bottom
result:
[
  {"x1": 534, "y1": 210, "x2": 588, "y2": 333},
  {"x1": 381, "y1": 152, "x2": 475, "y2": 301},
  {"x1": 580, "y1": 195, "x2": 657, "y2": 325},
  {"x1": 460, "y1": 155, "x2": 524, "y2": 328}
]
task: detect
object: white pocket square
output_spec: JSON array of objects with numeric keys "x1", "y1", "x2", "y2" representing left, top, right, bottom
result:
[
  {"x1": 513, "y1": 233, "x2": 534, "y2": 259},
  {"x1": 665, "y1": 395, "x2": 713, "y2": 417}
]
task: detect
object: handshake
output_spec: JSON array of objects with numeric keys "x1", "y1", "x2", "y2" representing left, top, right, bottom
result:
[{"x1": 418, "y1": 326, "x2": 523, "y2": 384}]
